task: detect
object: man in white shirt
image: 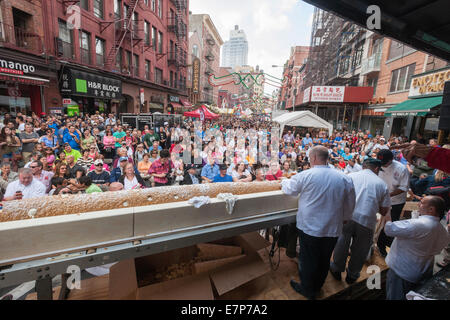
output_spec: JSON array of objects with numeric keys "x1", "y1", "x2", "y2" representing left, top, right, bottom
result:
[
  {"x1": 384, "y1": 196, "x2": 450, "y2": 300},
  {"x1": 343, "y1": 159, "x2": 362, "y2": 174},
  {"x1": 330, "y1": 159, "x2": 391, "y2": 284},
  {"x1": 376, "y1": 149, "x2": 410, "y2": 257},
  {"x1": 282, "y1": 146, "x2": 356, "y2": 299},
  {"x1": 3, "y1": 168, "x2": 46, "y2": 201}
]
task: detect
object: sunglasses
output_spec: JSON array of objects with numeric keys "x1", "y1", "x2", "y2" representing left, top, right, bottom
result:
[
  {"x1": 30, "y1": 166, "x2": 38, "y2": 169},
  {"x1": 95, "y1": 163, "x2": 103, "y2": 166}
]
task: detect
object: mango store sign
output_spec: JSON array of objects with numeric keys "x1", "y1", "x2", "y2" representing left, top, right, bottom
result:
[{"x1": 409, "y1": 67, "x2": 450, "y2": 98}]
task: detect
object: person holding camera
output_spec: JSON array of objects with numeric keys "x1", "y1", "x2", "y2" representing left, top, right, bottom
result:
[
  {"x1": 148, "y1": 149, "x2": 173, "y2": 187},
  {"x1": 3, "y1": 168, "x2": 46, "y2": 201}
]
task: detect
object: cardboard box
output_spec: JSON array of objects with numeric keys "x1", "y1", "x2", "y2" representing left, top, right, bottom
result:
[{"x1": 109, "y1": 232, "x2": 270, "y2": 300}]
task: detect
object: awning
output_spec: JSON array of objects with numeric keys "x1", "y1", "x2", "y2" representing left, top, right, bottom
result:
[
  {"x1": 148, "y1": 103, "x2": 163, "y2": 110},
  {"x1": 169, "y1": 102, "x2": 183, "y2": 108},
  {"x1": 179, "y1": 98, "x2": 192, "y2": 107},
  {"x1": 0, "y1": 73, "x2": 50, "y2": 86},
  {"x1": 384, "y1": 96, "x2": 442, "y2": 117}
]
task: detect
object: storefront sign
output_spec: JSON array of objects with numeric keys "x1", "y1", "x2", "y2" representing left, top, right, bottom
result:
[
  {"x1": 60, "y1": 68, "x2": 122, "y2": 99},
  {"x1": 303, "y1": 87, "x2": 311, "y2": 103},
  {"x1": 169, "y1": 95, "x2": 180, "y2": 103},
  {"x1": 63, "y1": 98, "x2": 72, "y2": 105},
  {"x1": 310, "y1": 86, "x2": 345, "y2": 103},
  {"x1": 192, "y1": 58, "x2": 200, "y2": 94},
  {"x1": 0, "y1": 58, "x2": 36, "y2": 75},
  {"x1": 151, "y1": 95, "x2": 164, "y2": 104},
  {"x1": 409, "y1": 67, "x2": 450, "y2": 98}
]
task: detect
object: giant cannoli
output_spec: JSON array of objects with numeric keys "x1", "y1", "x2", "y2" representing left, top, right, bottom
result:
[{"x1": 0, "y1": 182, "x2": 281, "y2": 222}]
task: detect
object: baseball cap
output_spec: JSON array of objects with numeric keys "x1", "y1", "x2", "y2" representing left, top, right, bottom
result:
[
  {"x1": 94, "y1": 159, "x2": 103, "y2": 165},
  {"x1": 377, "y1": 149, "x2": 393, "y2": 165},
  {"x1": 363, "y1": 158, "x2": 383, "y2": 169},
  {"x1": 119, "y1": 156, "x2": 128, "y2": 162},
  {"x1": 219, "y1": 164, "x2": 228, "y2": 170}
]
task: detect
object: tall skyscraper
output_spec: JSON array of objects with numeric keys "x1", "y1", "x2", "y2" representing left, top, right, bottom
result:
[{"x1": 221, "y1": 25, "x2": 248, "y2": 69}]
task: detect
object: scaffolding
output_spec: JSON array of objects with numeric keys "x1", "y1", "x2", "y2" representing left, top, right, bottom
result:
[{"x1": 303, "y1": 7, "x2": 366, "y2": 89}]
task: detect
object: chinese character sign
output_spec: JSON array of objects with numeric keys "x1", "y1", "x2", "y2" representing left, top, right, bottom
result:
[{"x1": 311, "y1": 86, "x2": 345, "y2": 102}]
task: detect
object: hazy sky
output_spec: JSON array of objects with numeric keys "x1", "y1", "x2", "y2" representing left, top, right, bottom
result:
[{"x1": 189, "y1": 0, "x2": 315, "y2": 95}]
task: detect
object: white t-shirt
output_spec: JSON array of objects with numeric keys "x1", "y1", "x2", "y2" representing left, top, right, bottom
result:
[
  {"x1": 378, "y1": 160, "x2": 410, "y2": 205},
  {"x1": 123, "y1": 176, "x2": 139, "y2": 190},
  {"x1": 231, "y1": 170, "x2": 250, "y2": 180}
]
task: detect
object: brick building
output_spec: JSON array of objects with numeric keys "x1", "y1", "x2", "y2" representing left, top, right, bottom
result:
[
  {"x1": 0, "y1": 0, "x2": 190, "y2": 117},
  {"x1": 0, "y1": 0, "x2": 58, "y2": 116},
  {"x1": 278, "y1": 46, "x2": 310, "y2": 111},
  {"x1": 187, "y1": 13, "x2": 223, "y2": 106}
]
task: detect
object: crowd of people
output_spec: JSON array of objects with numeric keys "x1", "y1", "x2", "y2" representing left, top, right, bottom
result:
[{"x1": 0, "y1": 110, "x2": 449, "y2": 300}]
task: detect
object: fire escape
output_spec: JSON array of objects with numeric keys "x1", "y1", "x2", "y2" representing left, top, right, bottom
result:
[
  {"x1": 167, "y1": 0, "x2": 187, "y2": 89},
  {"x1": 102, "y1": 0, "x2": 144, "y2": 73}
]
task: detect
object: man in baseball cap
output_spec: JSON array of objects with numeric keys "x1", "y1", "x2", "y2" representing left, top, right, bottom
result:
[
  {"x1": 377, "y1": 149, "x2": 394, "y2": 166},
  {"x1": 376, "y1": 149, "x2": 410, "y2": 257}
]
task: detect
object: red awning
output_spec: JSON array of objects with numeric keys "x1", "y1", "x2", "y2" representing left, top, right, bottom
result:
[
  {"x1": 170, "y1": 102, "x2": 183, "y2": 108},
  {"x1": 183, "y1": 105, "x2": 220, "y2": 119},
  {"x1": 180, "y1": 98, "x2": 192, "y2": 107},
  {"x1": 0, "y1": 73, "x2": 49, "y2": 86}
]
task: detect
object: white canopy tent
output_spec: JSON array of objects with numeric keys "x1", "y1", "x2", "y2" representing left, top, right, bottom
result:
[{"x1": 273, "y1": 111, "x2": 333, "y2": 137}]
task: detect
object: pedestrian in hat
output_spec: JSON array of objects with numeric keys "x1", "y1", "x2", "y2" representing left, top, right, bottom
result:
[{"x1": 376, "y1": 149, "x2": 410, "y2": 257}]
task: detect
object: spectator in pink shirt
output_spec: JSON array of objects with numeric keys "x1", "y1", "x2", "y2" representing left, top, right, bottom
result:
[{"x1": 30, "y1": 160, "x2": 54, "y2": 192}]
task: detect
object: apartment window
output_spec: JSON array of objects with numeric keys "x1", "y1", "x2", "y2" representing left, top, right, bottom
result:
[
  {"x1": 93, "y1": 0, "x2": 104, "y2": 19},
  {"x1": 133, "y1": 54, "x2": 139, "y2": 77},
  {"x1": 155, "y1": 67, "x2": 163, "y2": 84},
  {"x1": 367, "y1": 76, "x2": 378, "y2": 97},
  {"x1": 174, "y1": 72, "x2": 178, "y2": 88},
  {"x1": 144, "y1": 21, "x2": 150, "y2": 45},
  {"x1": 125, "y1": 50, "x2": 132, "y2": 73},
  {"x1": 158, "y1": 0, "x2": 162, "y2": 18},
  {"x1": 389, "y1": 63, "x2": 416, "y2": 93},
  {"x1": 158, "y1": 31, "x2": 163, "y2": 54},
  {"x1": 123, "y1": 4, "x2": 129, "y2": 28},
  {"x1": 132, "y1": 12, "x2": 139, "y2": 33},
  {"x1": 144, "y1": 0, "x2": 149, "y2": 5},
  {"x1": 169, "y1": 40, "x2": 174, "y2": 59},
  {"x1": 58, "y1": 19, "x2": 73, "y2": 59},
  {"x1": 95, "y1": 37, "x2": 105, "y2": 66},
  {"x1": 170, "y1": 71, "x2": 173, "y2": 87},
  {"x1": 79, "y1": 0, "x2": 88, "y2": 10},
  {"x1": 145, "y1": 60, "x2": 151, "y2": 80},
  {"x1": 114, "y1": 0, "x2": 121, "y2": 18},
  {"x1": 152, "y1": 27, "x2": 157, "y2": 51},
  {"x1": 152, "y1": 0, "x2": 156, "y2": 11},
  {"x1": 387, "y1": 40, "x2": 415, "y2": 61},
  {"x1": 79, "y1": 31, "x2": 91, "y2": 64},
  {"x1": 192, "y1": 45, "x2": 198, "y2": 58},
  {"x1": 115, "y1": 48, "x2": 122, "y2": 70}
]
